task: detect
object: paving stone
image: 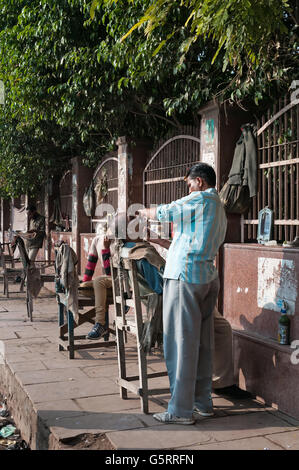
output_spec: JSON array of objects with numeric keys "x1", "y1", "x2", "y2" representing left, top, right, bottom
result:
[
  {"x1": 0, "y1": 329, "x2": 18, "y2": 340},
  {"x1": 5, "y1": 351, "x2": 65, "y2": 363},
  {"x1": 41, "y1": 357, "x2": 118, "y2": 369},
  {"x1": 9, "y1": 360, "x2": 48, "y2": 373},
  {"x1": 75, "y1": 395, "x2": 143, "y2": 413},
  {"x1": 15, "y1": 367, "x2": 88, "y2": 385},
  {"x1": 265, "y1": 430, "x2": 299, "y2": 450},
  {"x1": 266, "y1": 409, "x2": 299, "y2": 427},
  {"x1": 13, "y1": 327, "x2": 51, "y2": 338},
  {"x1": 25, "y1": 377, "x2": 119, "y2": 403},
  {"x1": 1, "y1": 344, "x2": 29, "y2": 354},
  {"x1": 82, "y1": 362, "x2": 139, "y2": 378},
  {"x1": 24, "y1": 342, "x2": 59, "y2": 353},
  {"x1": 190, "y1": 411, "x2": 298, "y2": 443},
  {"x1": 107, "y1": 424, "x2": 214, "y2": 450},
  {"x1": 180, "y1": 436, "x2": 284, "y2": 450},
  {"x1": 82, "y1": 364, "x2": 119, "y2": 378},
  {"x1": 1, "y1": 294, "x2": 299, "y2": 451},
  {"x1": 2, "y1": 337, "x2": 51, "y2": 346},
  {"x1": 212, "y1": 396, "x2": 266, "y2": 415},
  {"x1": 75, "y1": 394, "x2": 166, "y2": 415},
  {"x1": 49, "y1": 411, "x2": 148, "y2": 441},
  {"x1": 34, "y1": 400, "x2": 86, "y2": 425}
]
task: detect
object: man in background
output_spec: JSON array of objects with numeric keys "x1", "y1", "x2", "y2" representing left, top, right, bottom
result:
[{"x1": 24, "y1": 204, "x2": 46, "y2": 261}]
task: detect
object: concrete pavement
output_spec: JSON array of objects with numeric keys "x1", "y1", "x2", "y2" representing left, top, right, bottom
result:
[{"x1": 0, "y1": 284, "x2": 299, "y2": 450}]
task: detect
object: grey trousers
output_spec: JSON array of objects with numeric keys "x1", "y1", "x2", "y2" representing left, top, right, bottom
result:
[{"x1": 163, "y1": 277, "x2": 219, "y2": 418}]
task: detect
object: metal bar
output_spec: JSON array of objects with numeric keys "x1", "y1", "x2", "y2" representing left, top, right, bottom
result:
[
  {"x1": 257, "y1": 98, "x2": 299, "y2": 136},
  {"x1": 261, "y1": 114, "x2": 266, "y2": 211},
  {"x1": 143, "y1": 135, "x2": 201, "y2": 174},
  {"x1": 278, "y1": 99, "x2": 283, "y2": 240},
  {"x1": 267, "y1": 108, "x2": 272, "y2": 213},
  {"x1": 290, "y1": 106, "x2": 295, "y2": 240},
  {"x1": 259, "y1": 158, "x2": 299, "y2": 168},
  {"x1": 297, "y1": 106, "x2": 299, "y2": 235},
  {"x1": 258, "y1": 139, "x2": 299, "y2": 150},
  {"x1": 284, "y1": 95, "x2": 289, "y2": 241},
  {"x1": 273, "y1": 103, "x2": 278, "y2": 240},
  {"x1": 145, "y1": 161, "x2": 199, "y2": 173},
  {"x1": 243, "y1": 219, "x2": 299, "y2": 225},
  {"x1": 145, "y1": 176, "x2": 185, "y2": 185},
  {"x1": 257, "y1": 118, "x2": 262, "y2": 218}
]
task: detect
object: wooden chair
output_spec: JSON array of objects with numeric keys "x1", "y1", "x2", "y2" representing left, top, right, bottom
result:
[
  {"x1": 0, "y1": 243, "x2": 25, "y2": 298},
  {"x1": 55, "y1": 244, "x2": 116, "y2": 359},
  {"x1": 111, "y1": 252, "x2": 168, "y2": 414}
]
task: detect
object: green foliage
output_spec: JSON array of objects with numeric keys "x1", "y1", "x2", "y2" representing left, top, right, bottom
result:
[
  {"x1": 0, "y1": 0, "x2": 297, "y2": 197},
  {"x1": 95, "y1": 0, "x2": 298, "y2": 104}
]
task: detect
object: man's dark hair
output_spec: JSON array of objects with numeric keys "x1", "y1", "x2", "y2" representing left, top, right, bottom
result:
[
  {"x1": 26, "y1": 204, "x2": 37, "y2": 212},
  {"x1": 185, "y1": 163, "x2": 216, "y2": 187}
]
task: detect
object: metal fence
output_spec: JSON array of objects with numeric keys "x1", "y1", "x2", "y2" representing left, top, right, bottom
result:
[
  {"x1": 59, "y1": 170, "x2": 73, "y2": 224},
  {"x1": 92, "y1": 152, "x2": 118, "y2": 229},
  {"x1": 242, "y1": 96, "x2": 299, "y2": 243},
  {"x1": 143, "y1": 126, "x2": 201, "y2": 207}
]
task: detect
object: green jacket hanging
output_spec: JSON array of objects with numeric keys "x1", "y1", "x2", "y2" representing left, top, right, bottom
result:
[{"x1": 219, "y1": 123, "x2": 257, "y2": 214}]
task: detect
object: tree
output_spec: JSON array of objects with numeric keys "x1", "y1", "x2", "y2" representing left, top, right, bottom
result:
[
  {"x1": 92, "y1": 0, "x2": 298, "y2": 105},
  {"x1": 0, "y1": 0, "x2": 297, "y2": 197},
  {"x1": 0, "y1": 0, "x2": 192, "y2": 196}
]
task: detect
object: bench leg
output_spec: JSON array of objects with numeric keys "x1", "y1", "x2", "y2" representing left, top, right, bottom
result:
[
  {"x1": 67, "y1": 310, "x2": 74, "y2": 359},
  {"x1": 27, "y1": 291, "x2": 33, "y2": 322},
  {"x1": 116, "y1": 327, "x2": 128, "y2": 399},
  {"x1": 58, "y1": 302, "x2": 64, "y2": 351},
  {"x1": 104, "y1": 308, "x2": 109, "y2": 341}
]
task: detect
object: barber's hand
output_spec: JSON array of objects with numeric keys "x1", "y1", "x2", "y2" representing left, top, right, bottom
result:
[
  {"x1": 103, "y1": 236, "x2": 111, "y2": 250},
  {"x1": 137, "y1": 209, "x2": 148, "y2": 218},
  {"x1": 144, "y1": 228, "x2": 161, "y2": 244}
]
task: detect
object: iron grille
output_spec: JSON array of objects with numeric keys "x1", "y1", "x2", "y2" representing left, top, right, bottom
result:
[{"x1": 242, "y1": 96, "x2": 299, "y2": 243}]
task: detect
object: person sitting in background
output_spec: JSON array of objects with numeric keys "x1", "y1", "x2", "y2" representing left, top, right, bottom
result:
[
  {"x1": 81, "y1": 214, "x2": 164, "y2": 341},
  {"x1": 24, "y1": 205, "x2": 46, "y2": 262}
]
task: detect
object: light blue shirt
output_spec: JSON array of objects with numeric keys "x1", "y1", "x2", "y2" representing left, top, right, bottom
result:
[{"x1": 156, "y1": 188, "x2": 227, "y2": 284}]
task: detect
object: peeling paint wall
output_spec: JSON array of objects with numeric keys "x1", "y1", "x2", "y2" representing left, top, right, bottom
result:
[{"x1": 257, "y1": 257, "x2": 298, "y2": 315}]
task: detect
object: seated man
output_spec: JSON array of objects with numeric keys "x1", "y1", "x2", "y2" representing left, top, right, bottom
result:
[
  {"x1": 81, "y1": 214, "x2": 164, "y2": 341},
  {"x1": 24, "y1": 205, "x2": 46, "y2": 262}
]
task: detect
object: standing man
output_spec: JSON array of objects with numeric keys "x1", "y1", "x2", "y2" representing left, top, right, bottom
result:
[
  {"x1": 139, "y1": 162, "x2": 227, "y2": 424},
  {"x1": 24, "y1": 204, "x2": 46, "y2": 261}
]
